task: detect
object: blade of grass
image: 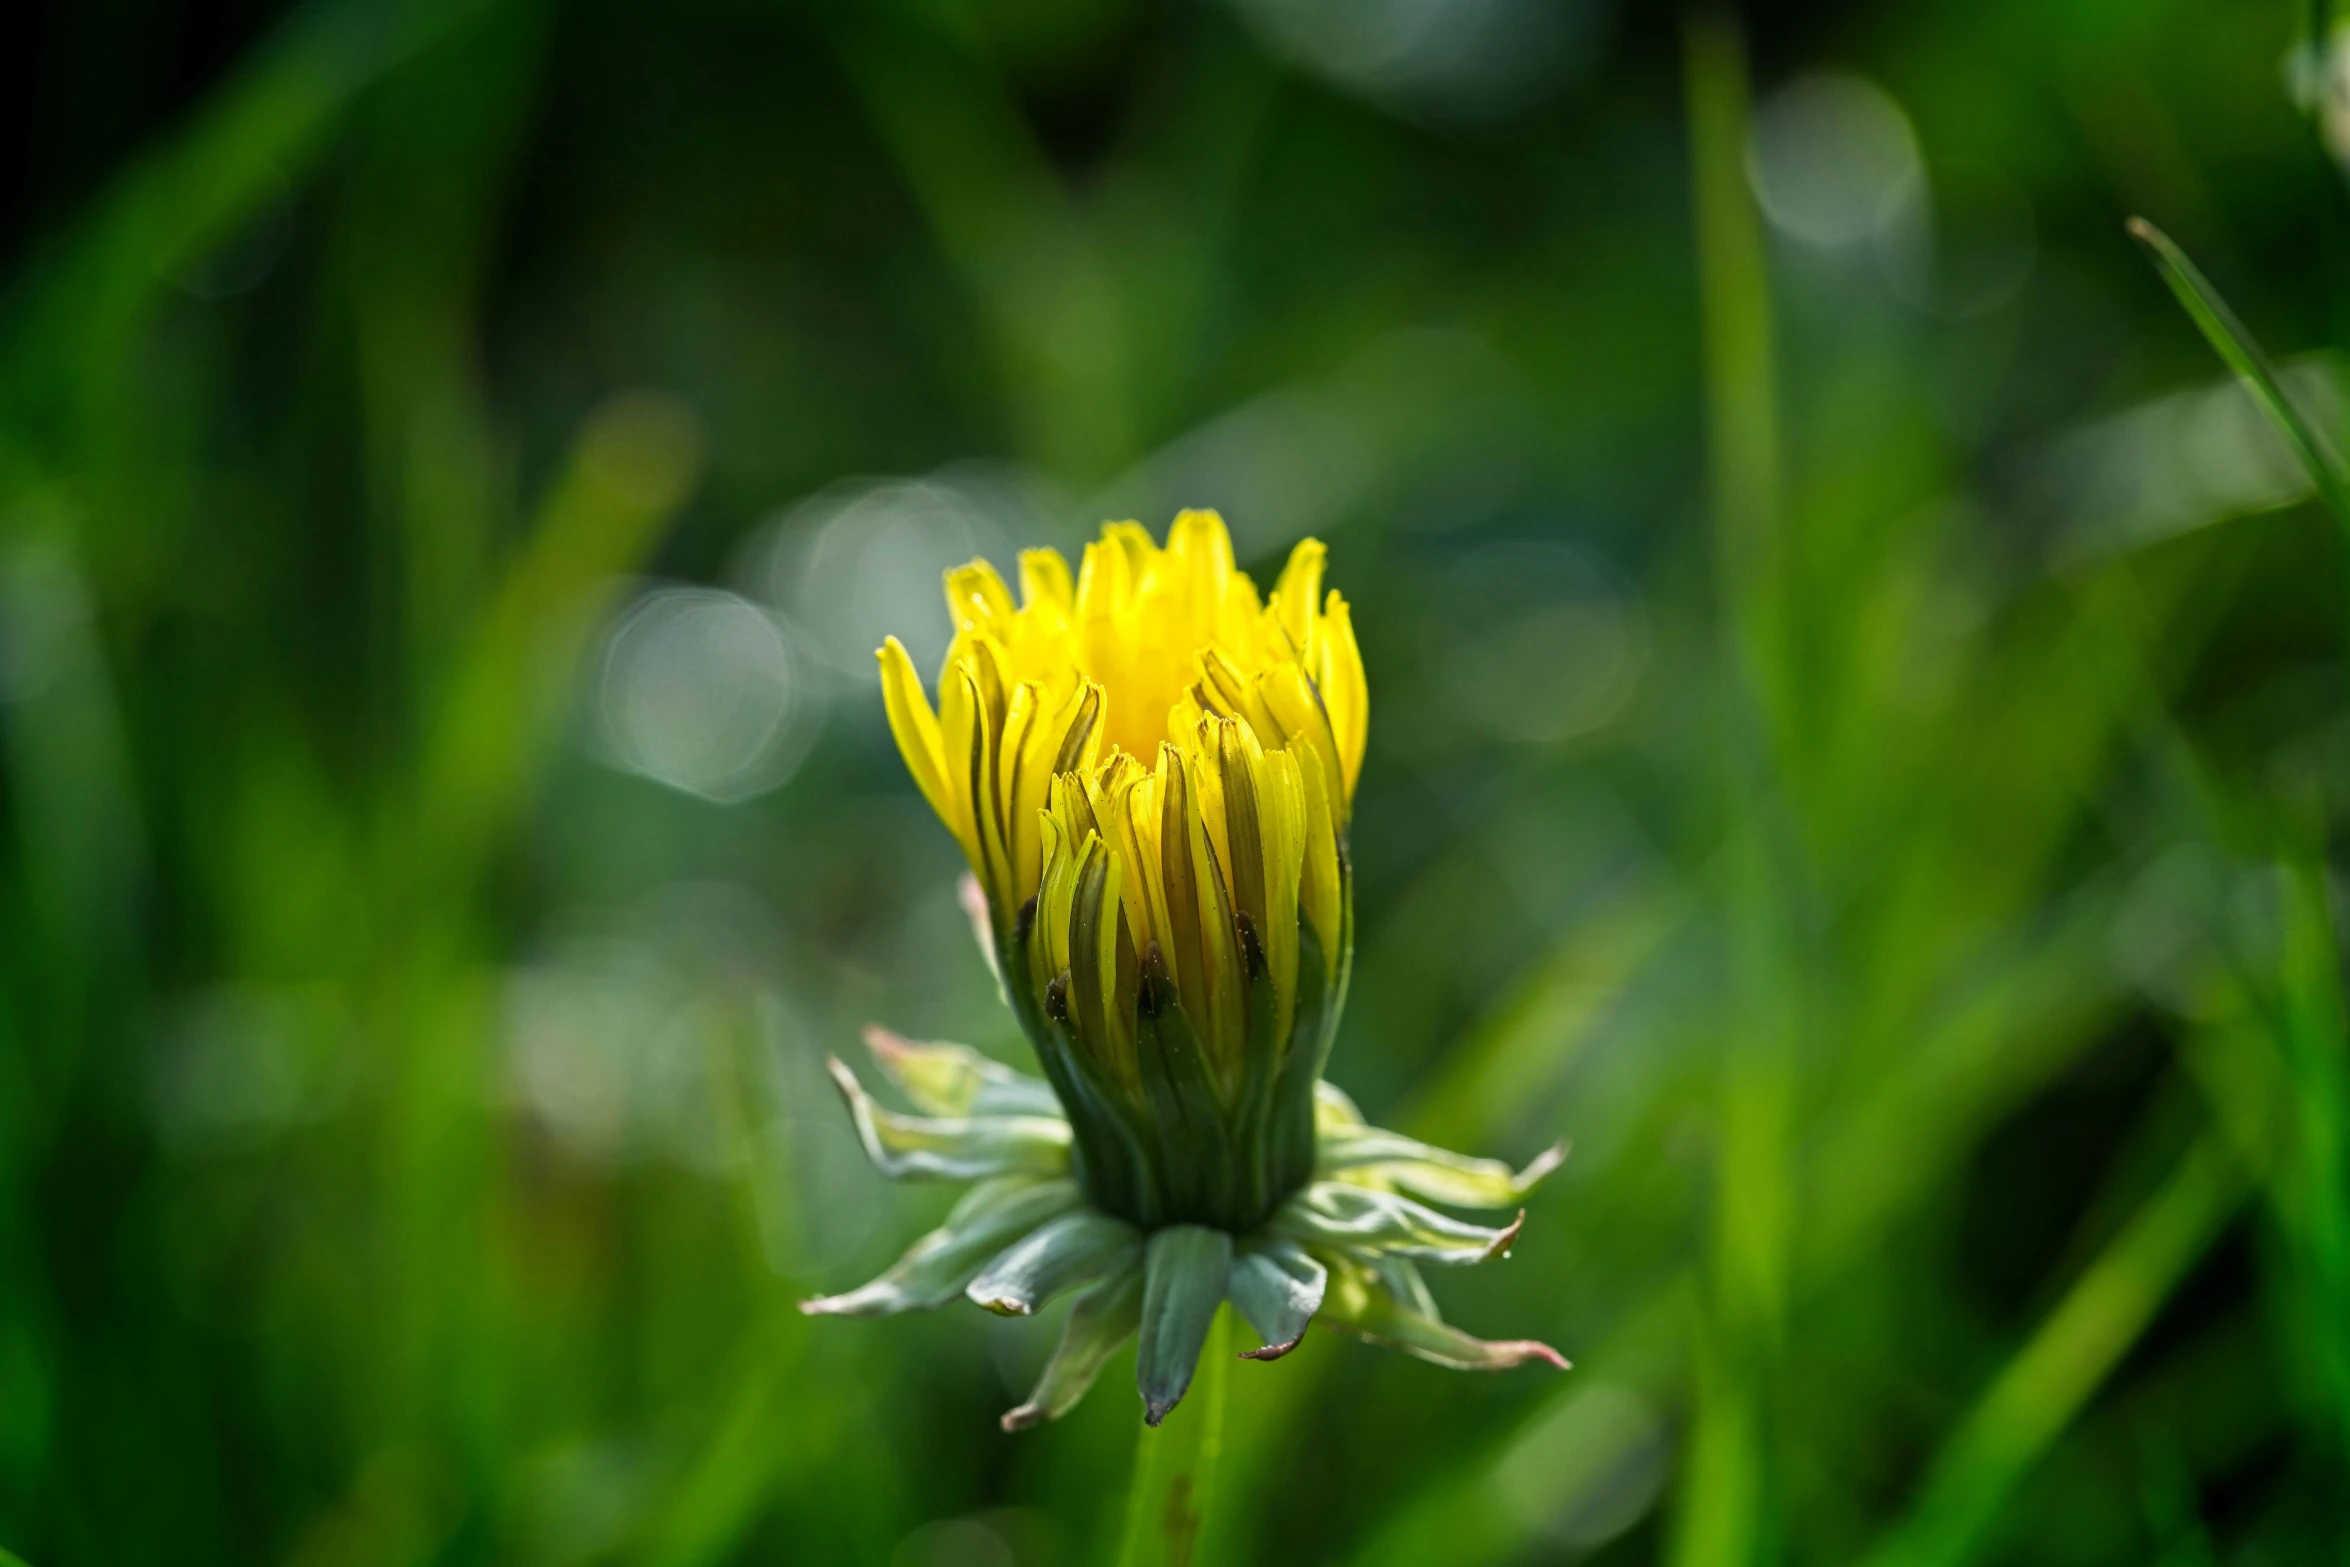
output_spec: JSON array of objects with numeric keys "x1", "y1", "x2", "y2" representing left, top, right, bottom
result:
[
  {"x1": 2126, "y1": 218, "x2": 2350, "y2": 538},
  {"x1": 1858, "y1": 1130, "x2": 2247, "y2": 1567},
  {"x1": 1679, "y1": 14, "x2": 1795, "y2": 1567},
  {"x1": 2269, "y1": 855, "x2": 2350, "y2": 1454},
  {"x1": 2114, "y1": 652, "x2": 2350, "y2": 1460},
  {"x1": 1348, "y1": 908, "x2": 2132, "y2": 1567}
]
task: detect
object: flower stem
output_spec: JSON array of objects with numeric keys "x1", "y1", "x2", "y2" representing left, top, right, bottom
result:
[{"x1": 1115, "y1": 1305, "x2": 1230, "y2": 1567}]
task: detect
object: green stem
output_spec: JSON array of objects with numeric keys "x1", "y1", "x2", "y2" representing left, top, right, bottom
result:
[{"x1": 1116, "y1": 1305, "x2": 1231, "y2": 1567}]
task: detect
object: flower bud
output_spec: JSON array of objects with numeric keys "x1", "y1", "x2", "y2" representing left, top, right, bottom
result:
[
  {"x1": 821, "y1": 511, "x2": 1565, "y2": 1429},
  {"x1": 877, "y1": 511, "x2": 1363, "y2": 1228}
]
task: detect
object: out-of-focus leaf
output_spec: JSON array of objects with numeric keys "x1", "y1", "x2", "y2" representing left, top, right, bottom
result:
[{"x1": 2267, "y1": 857, "x2": 2350, "y2": 1446}]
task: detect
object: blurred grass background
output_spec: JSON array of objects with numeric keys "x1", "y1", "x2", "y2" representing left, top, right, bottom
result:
[{"x1": 5, "y1": 0, "x2": 2350, "y2": 1562}]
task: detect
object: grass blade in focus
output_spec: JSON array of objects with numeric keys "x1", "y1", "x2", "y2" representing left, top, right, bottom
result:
[{"x1": 2126, "y1": 217, "x2": 2350, "y2": 537}]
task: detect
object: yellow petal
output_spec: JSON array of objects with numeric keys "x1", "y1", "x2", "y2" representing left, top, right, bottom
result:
[
  {"x1": 1177, "y1": 745, "x2": 1246, "y2": 1085},
  {"x1": 940, "y1": 661, "x2": 1007, "y2": 906},
  {"x1": 1153, "y1": 747, "x2": 1209, "y2": 1036},
  {"x1": 1051, "y1": 770, "x2": 1101, "y2": 850},
  {"x1": 1256, "y1": 660, "x2": 1345, "y2": 816},
  {"x1": 1188, "y1": 715, "x2": 1236, "y2": 905},
  {"x1": 1066, "y1": 834, "x2": 1138, "y2": 1089},
  {"x1": 1166, "y1": 509, "x2": 1234, "y2": 569},
  {"x1": 1270, "y1": 538, "x2": 1326, "y2": 665},
  {"x1": 1084, "y1": 756, "x2": 1156, "y2": 957},
  {"x1": 1053, "y1": 681, "x2": 1106, "y2": 778},
  {"x1": 1197, "y1": 647, "x2": 1282, "y2": 745},
  {"x1": 1165, "y1": 509, "x2": 1234, "y2": 628},
  {"x1": 1019, "y1": 548, "x2": 1074, "y2": 612},
  {"x1": 1213, "y1": 717, "x2": 1270, "y2": 938},
  {"x1": 1249, "y1": 743, "x2": 1305, "y2": 1046},
  {"x1": 1034, "y1": 809, "x2": 1076, "y2": 982},
  {"x1": 1075, "y1": 535, "x2": 1137, "y2": 707},
  {"x1": 1123, "y1": 771, "x2": 1173, "y2": 980},
  {"x1": 998, "y1": 682, "x2": 1048, "y2": 902},
  {"x1": 1097, "y1": 844, "x2": 1139, "y2": 1086},
  {"x1": 1103, "y1": 521, "x2": 1158, "y2": 579},
  {"x1": 1297, "y1": 745, "x2": 1342, "y2": 970},
  {"x1": 1166, "y1": 687, "x2": 1208, "y2": 753},
  {"x1": 1317, "y1": 590, "x2": 1367, "y2": 806},
  {"x1": 944, "y1": 558, "x2": 1017, "y2": 635},
  {"x1": 877, "y1": 637, "x2": 953, "y2": 830}
]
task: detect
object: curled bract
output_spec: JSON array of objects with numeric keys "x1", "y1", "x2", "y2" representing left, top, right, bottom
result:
[{"x1": 804, "y1": 1032, "x2": 1568, "y2": 1428}]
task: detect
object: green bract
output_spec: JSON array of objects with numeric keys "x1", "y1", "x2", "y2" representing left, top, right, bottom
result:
[
  {"x1": 817, "y1": 1010, "x2": 1569, "y2": 1428},
  {"x1": 805, "y1": 915, "x2": 1568, "y2": 1431}
]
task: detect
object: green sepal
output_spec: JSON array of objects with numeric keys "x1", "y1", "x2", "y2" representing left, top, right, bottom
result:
[
  {"x1": 861, "y1": 1024, "x2": 1062, "y2": 1120},
  {"x1": 800, "y1": 1176, "x2": 1079, "y2": 1317},
  {"x1": 1230, "y1": 913, "x2": 1285, "y2": 1222},
  {"x1": 1314, "y1": 848, "x2": 1355, "y2": 1091},
  {"x1": 1315, "y1": 1125, "x2": 1566, "y2": 1209},
  {"x1": 1000, "y1": 1263, "x2": 1146, "y2": 1432},
  {"x1": 1272, "y1": 1181, "x2": 1524, "y2": 1266},
  {"x1": 1314, "y1": 1250, "x2": 1568, "y2": 1372},
  {"x1": 1135, "y1": 953, "x2": 1239, "y2": 1227},
  {"x1": 1003, "y1": 901, "x2": 1163, "y2": 1226},
  {"x1": 965, "y1": 1209, "x2": 1143, "y2": 1316},
  {"x1": 825, "y1": 1056, "x2": 1070, "y2": 1182},
  {"x1": 1226, "y1": 1236, "x2": 1326, "y2": 1360},
  {"x1": 1136, "y1": 1224, "x2": 1233, "y2": 1426},
  {"x1": 1266, "y1": 918, "x2": 1341, "y2": 1209},
  {"x1": 1041, "y1": 974, "x2": 1166, "y2": 1225}
]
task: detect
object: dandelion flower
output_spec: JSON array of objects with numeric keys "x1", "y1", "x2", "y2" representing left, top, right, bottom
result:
[{"x1": 807, "y1": 509, "x2": 1567, "y2": 1429}]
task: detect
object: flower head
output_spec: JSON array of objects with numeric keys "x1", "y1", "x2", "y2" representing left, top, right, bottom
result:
[
  {"x1": 877, "y1": 508, "x2": 1364, "y2": 921},
  {"x1": 810, "y1": 511, "x2": 1566, "y2": 1428}
]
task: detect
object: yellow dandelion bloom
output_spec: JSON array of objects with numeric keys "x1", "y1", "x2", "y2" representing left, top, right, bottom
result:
[
  {"x1": 876, "y1": 510, "x2": 1363, "y2": 1124},
  {"x1": 814, "y1": 510, "x2": 1565, "y2": 1429}
]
